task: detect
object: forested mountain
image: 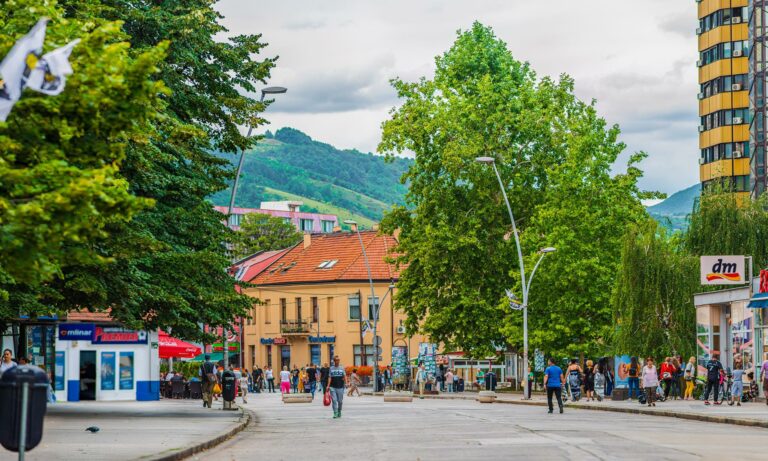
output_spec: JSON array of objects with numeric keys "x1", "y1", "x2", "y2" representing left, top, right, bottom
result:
[
  {"x1": 210, "y1": 128, "x2": 411, "y2": 223},
  {"x1": 647, "y1": 183, "x2": 700, "y2": 232}
]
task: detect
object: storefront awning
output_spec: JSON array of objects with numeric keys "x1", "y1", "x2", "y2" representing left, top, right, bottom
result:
[
  {"x1": 747, "y1": 292, "x2": 768, "y2": 309},
  {"x1": 158, "y1": 331, "x2": 202, "y2": 359}
]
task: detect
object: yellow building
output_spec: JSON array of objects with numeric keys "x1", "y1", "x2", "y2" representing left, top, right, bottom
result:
[
  {"x1": 238, "y1": 231, "x2": 430, "y2": 371},
  {"x1": 697, "y1": 0, "x2": 750, "y2": 198}
]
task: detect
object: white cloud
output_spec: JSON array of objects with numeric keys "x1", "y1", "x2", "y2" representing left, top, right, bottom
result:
[{"x1": 218, "y1": 0, "x2": 700, "y2": 194}]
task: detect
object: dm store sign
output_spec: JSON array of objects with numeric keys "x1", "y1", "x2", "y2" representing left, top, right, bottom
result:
[{"x1": 700, "y1": 256, "x2": 745, "y2": 286}]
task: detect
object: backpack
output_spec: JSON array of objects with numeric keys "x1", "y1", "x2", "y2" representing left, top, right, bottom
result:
[
  {"x1": 628, "y1": 364, "x2": 638, "y2": 378},
  {"x1": 201, "y1": 362, "x2": 216, "y2": 383}
]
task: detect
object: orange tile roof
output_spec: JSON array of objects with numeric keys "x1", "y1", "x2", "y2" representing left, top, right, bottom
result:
[
  {"x1": 67, "y1": 310, "x2": 113, "y2": 322},
  {"x1": 250, "y1": 231, "x2": 399, "y2": 286}
]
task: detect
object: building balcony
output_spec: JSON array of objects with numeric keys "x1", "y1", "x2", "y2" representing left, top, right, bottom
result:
[{"x1": 280, "y1": 319, "x2": 313, "y2": 335}]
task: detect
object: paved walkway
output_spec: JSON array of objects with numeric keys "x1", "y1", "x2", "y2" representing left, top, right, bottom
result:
[
  {"x1": 199, "y1": 391, "x2": 768, "y2": 460},
  {"x1": 0, "y1": 399, "x2": 246, "y2": 461},
  {"x1": 418, "y1": 391, "x2": 768, "y2": 428}
]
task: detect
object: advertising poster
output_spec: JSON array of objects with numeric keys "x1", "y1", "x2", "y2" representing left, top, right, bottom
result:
[
  {"x1": 614, "y1": 354, "x2": 631, "y2": 388},
  {"x1": 391, "y1": 346, "x2": 409, "y2": 382},
  {"x1": 119, "y1": 352, "x2": 134, "y2": 390},
  {"x1": 54, "y1": 351, "x2": 65, "y2": 391},
  {"x1": 418, "y1": 343, "x2": 438, "y2": 379},
  {"x1": 101, "y1": 352, "x2": 116, "y2": 390}
]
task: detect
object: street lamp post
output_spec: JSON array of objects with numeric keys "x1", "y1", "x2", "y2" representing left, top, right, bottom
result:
[
  {"x1": 222, "y1": 86, "x2": 287, "y2": 370},
  {"x1": 344, "y1": 219, "x2": 380, "y2": 392},
  {"x1": 476, "y1": 156, "x2": 555, "y2": 399}
]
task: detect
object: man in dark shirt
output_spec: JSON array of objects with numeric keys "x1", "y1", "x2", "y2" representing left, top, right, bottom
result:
[
  {"x1": 254, "y1": 366, "x2": 263, "y2": 393},
  {"x1": 307, "y1": 363, "x2": 318, "y2": 397},
  {"x1": 327, "y1": 356, "x2": 348, "y2": 418},
  {"x1": 199, "y1": 355, "x2": 217, "y2": 408},
  {"x1": 320, "y1": 363, "x2": 330, "y2": 393},
  {"x1": 703, "y1": 352, "x2": 724, "y2": 405}
]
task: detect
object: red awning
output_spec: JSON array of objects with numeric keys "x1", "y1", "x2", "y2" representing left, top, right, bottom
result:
[{"x1": 158, "y1": 331, "x2": 202, "y2": 359}]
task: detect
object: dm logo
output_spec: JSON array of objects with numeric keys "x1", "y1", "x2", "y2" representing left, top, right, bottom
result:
[{"x1": 701, "y1": 256, "x2": 745, "y2": 285}]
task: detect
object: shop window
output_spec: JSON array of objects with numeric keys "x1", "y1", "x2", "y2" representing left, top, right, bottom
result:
[{"x1": 266, "y1": 345, "x2": 273, "y2": 368}]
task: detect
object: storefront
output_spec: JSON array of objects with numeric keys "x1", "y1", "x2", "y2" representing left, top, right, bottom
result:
[
  {"x1": 693, "y1": 280, "x2": 765, "y2": 394},
  {"x1": 54, "y1": 323, "x2": 160, "y2": 401}
]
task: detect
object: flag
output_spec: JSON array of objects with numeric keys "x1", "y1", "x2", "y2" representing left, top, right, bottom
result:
[
  {"x1": 0, "y1": 18, "x2": 48, "y2": 121},
  {"x1": 27, "y1": 39, "x2": 80, "y2": 95}
]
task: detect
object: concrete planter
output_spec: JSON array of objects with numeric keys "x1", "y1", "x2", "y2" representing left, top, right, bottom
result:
[
  {"x1": 383, "y1": 391, "x2": 414, "y2": 402},
  {"x1": 282, "y1": 393, "x2": 313, "y2": 404},
  {"x1": 477, "y1": 391, "x2": 497, "y2": 403}
]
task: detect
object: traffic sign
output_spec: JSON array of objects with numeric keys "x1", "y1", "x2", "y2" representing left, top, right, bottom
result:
[{"x1": 375, "y1": 335, "x2": 382, "y2": 346}]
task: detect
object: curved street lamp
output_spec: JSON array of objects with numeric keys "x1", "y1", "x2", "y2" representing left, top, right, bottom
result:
[{"x1": 476, "y1": 156, "x2": 555, "y2": 399}]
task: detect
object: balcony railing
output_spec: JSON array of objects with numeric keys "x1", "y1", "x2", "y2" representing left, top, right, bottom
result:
[{"x1": 280, "y1": 318, "x2": 313, "y2": 335}]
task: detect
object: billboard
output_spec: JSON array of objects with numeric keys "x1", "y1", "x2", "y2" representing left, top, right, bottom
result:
[{"x1": 700, "y1": 256, "x2": 745, "y2": 285}]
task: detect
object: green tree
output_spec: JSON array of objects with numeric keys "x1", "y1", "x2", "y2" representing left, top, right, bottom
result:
[
  {"x1": 0, "y1": 2, "x2": 163, "y2": 313},
  {"x1": 32, "y1": 0, "x2": 277, "y2": 340},
  {"x1": 612, "y1": 219, "x2": 698, "y2": 359},
  {"x1": 379, "y1": 22, "x2": 657, "y2": 357},
  {"x1": 233, "y1": 213, "x2": 302, "y2": 258}
]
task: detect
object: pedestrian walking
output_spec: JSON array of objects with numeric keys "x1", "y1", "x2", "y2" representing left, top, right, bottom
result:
[
  {"x1": 641, "y1": 357, "x2": 659, "y2": 407},
  {"x1": 347, "y1": 368, "x2": 361, "y2": 396},
  {"x1": 416, "y1": 363, "x2": 427, "y2": 399},
  {"x1": 683, "y1": 356, "x2": 696, "y2": 400},
  {"x1": 383, "y1": 365, "x2": 393, "y2": 391},
  {"x1": 280, "y1": 366, "x2": 291, "y2": 394},
  {"x1": 291, "y1": 365, "x2": 299, "y2": 393},
  {"x1": 544, "y1": 358, "x2": 565, "y2": 414},
  {"x1": 328, "y1": 355, "x2": 348, "y2": 419},
  {"x1": 627, "y1": 356, "x2": 640, "y2": 400},
  {"x1": 584, "y1": 360, "x2": 594, "y2": 401},
  {"x1": 199, "y1": 354, "x2": 217, "y2": 408},
  {"x1": 298, "y1": 367, "x2": 306, "y2": 393},
  {"x1": 761, "y1": 354, "x2": 768, "y2": 406},
  {"x1": 527, "y1": 366, "x2": 534, "y2": 399},
  {"x1": 307, "y1": 363, "x2": 318, "y2": 397},
  {"x1": 239, "y1": 370, "x2": 249, "y2": 404},
  {"x1": 660, "y1": 357, "x2": 675, "y2": 401},
  {"x1": 729, "y1": 363, "x2": 744, "y2": 406},
  {"x1": 445, "y1": 369, "x2": 454, "y2": 393},
  {"x1": 593, "y1": 363, "x2": 605, "y2": 402},
  {"x1": 265, "y1": 366, "x2": 275, "y2": 393},
  {"x1": 703, "y1": 352, "x2": 724, "y2": 405},
  {"x1": 320, "y1": 363, "x2": 330, "y2": 393},
  {"x1": 670, "y1": 357, "x2": 682, "y2": 400}
]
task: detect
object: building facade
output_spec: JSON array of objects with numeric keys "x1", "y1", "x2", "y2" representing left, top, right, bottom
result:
[
  {"x1": 750, "y1": 0, "x2": 768, "y2": 196},
  {"x1": 698, "y1": 0, "x2": 751, "y2": 197},
  {"x1": 214, "y1": 202, "x2": 338, "y2": 234},
  {"x1": 238, "y1": 231, "x2": 430, "y2": 371}
]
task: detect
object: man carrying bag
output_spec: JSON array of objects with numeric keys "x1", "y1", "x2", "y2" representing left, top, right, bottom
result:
[{"x1": 199, "y1": 354, "x2": 218, "y2": 408}]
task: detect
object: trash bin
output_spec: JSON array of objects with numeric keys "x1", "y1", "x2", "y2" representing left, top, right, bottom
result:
[
  {"x1": 485, "y1": 372, "x2": 497, "y2": 391},
  {"x1": 457, "y1": 378, "x2": 465, "y2": 392},
  {"x1": 0, "y1": 365, "x2": 49, "y2": 452},
  {"x1": 221, "y1": 370, "x2": 237, "y2": 403}
]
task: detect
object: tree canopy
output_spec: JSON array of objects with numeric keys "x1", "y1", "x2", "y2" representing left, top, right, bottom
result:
[
  {"x1": 233, "y1": 213, "x2": 302, "y2": 259},
  {"x1": 380, "y1": 22, "x2": 657, "y2": 358}
]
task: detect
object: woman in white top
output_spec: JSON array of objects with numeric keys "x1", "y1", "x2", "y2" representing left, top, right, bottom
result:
[
  {"x1": 279, "y1": 366, "x2": 291, "y2": 394},
  {"x1": 265, "y1": 367, "x2": 275, "y2": 393},
  {"x1": 641, "y1": 357, "x2": 659, "y2": 407}
]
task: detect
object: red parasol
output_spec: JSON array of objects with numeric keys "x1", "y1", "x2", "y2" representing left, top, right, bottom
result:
[{"x1": 158, "y1": 330, "x2": 202, "y2": 359}]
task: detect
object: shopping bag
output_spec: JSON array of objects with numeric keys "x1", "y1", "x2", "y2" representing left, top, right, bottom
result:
[
  {"x1": 323, "y1": 390, "x2": 331, "y2": 406},
  {"x1": 213, "y1": 383, "x2": 222, "y2": 394}
]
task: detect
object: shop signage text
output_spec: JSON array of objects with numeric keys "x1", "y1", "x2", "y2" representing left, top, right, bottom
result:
[
  {"x1": 58, "y1": 323, "x2": 95, "y2": 341},
  {"x1": 700, "y1": 256, "x2": 745, "y2": 286},
  {"x1": 260, "y1": 337, "x2": 288, "y2": 345},
  {"x1": 309, "y1": 336, "x2": 335, "y2": 343},
  {"x1": 93, "y1": 327, "x2": 148, "y2": 344}
]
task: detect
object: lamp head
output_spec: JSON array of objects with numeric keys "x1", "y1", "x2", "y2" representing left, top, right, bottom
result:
[
  {"x1": 539, "y1": 247, "x2": 557, "y2": 254},
  {"x1": 262, "y1": 86, "x2": 287, "y2": 95},
  {"x1": 475, "y1": 156, "x2": 495, "y2": 164}
]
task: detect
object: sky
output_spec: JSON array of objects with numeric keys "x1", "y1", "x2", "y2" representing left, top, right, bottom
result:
[{"x1": 217, "y1": 0, "x2": 698, "y2": 195}]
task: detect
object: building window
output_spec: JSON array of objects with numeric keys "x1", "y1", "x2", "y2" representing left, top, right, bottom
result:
[
  {"x1": 300, "y1": 218, "x2": 314, "y2": 232},
  {"x1": 283, "y1": 217, "x2": 292, "y2": 225},
  {"x1": 249, "y1": 345, "x2": 255, "y2": 367},
  {"x1": 348, "y1": 295, "x2": 361, "y2": 320},
  {"x1": 280, "y1": 298, "x2": 287, "y2": 322},
  {"x1": 700, "y1": 108, "x2": 749, "y2": 131},
  {"x1": 368, "y1": 296, "x2": 380, "y2": 321},
  {"x1": 353, "y1": 344, "x2": 374, "y2": 366},
  {"x1": 326, "y1": 297, "x2": 334, "y2": 322},
  {"x1": 312, "y1": 297, "x2": 319, "y2": 322},
  {"x1": 310, "y1": 345, "x2": 321, "y2": 366},
  {"x1": 296, "y1": 297, "x2": 302, "y2": 321},
  {"x1": 228, "y1": 213, "x2": 241, "y2": 227},
  {"x1": 321, "y1": 220, "x2": 335, "y2": 233},
  {"x1": 700, "y1": 40, "x2": 749, "y2": 67},
  {"x1": 264, "y1": 299, "x2": 271, "y2": 323},
  {"x1": 266, "y1": 345, "x2": 272, "y2": 368}
]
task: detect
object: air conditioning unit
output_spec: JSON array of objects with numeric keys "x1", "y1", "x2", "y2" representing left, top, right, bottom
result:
[
  {"x1": 396, "y1": 325, "x2": 406, "y2": 334},
  {"x1": 699, "y1": 125, "x2": 706, "y2": 132},
  {"x1": 733, "y1": 117, "x2": 744, "y2": 124},
  {"x1": 698, "y1": 92, "x2": 705, "y2": 100},
  {"x1": 696, "y1": 27, "x2": 702, "y2": 35},
  {"x1": 697, "y1": 60, "x2": 703, "y2": 67},
  {"x1": 732, "y1": 83, "x2": 743, "y2": 91},
  {"x1": 732, "y1": 17, "x2": 742, "y2": 24},
  {"x1": 734, "y1": 50, "x2": 743, "y2": 57},
  {"x1": 699, "y1": 158, "x2": 705, "y2": 165}
]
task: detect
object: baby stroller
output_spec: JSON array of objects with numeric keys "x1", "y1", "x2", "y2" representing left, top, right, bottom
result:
[{"x1": 638, "y1": 388, "x2": 647, "y2": 405}]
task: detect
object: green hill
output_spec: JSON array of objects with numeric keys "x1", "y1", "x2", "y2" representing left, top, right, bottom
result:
[
  {"x1": 647, "y1": 183, "x2": 699, "y2": 232},
  {"x1": 210, "y1": 128, "x2": 411, "y2": 222}
]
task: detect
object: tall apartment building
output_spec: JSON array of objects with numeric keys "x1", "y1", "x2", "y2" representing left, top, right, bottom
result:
[
  {"x1": 750, "y1": 1, "x2": 768, "y2": 196},
  {"x1": 697, "y1": 0, "x2": 750, "y2": 199}
]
